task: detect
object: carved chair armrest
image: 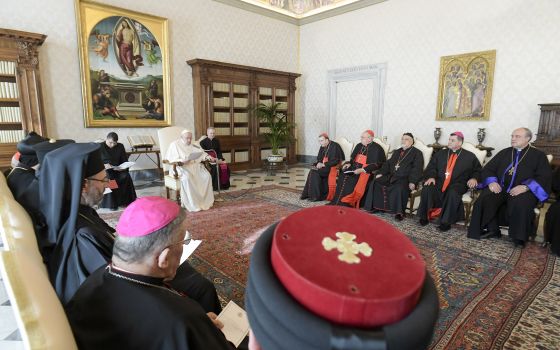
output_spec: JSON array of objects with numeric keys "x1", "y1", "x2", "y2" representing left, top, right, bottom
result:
[{"x1": 162, "y1": 159, "x2": 183, "y2": 178}]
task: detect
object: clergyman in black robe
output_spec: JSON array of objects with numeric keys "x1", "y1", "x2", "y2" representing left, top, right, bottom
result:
[
  {"x1": 544, "y1": 166, "x2": 560, "y2": 255},
  {"x1": 301, "y1": 133, "x2": 344, "y2": 201},
  {"x1": 40, "y1": 143, "x2": 222, "y2": 313},
  {"x1": 330, "y1": 130, "x2": 386, "y2": 208},
  {"x1": 200, "y1": 127, "x2": 231, "y2": 190},
  {"x1": 417, "y1": 132, "x2": 481, "y2": 231},
  {"x1": 100, "y1": 132, "x2": 137, "y2": 210},
  {"x1": 6, "y1": 132, "x2": 47, "y2": 233},
  {"x1": 363, "y1": 133, "x2": 424, "y2": 220},
  {"x1": 468, "y1": 128, "x2": 551, "y2": 247},
  {"x1": 66, "y1": 197, "x2": 233, "y2": 350}
]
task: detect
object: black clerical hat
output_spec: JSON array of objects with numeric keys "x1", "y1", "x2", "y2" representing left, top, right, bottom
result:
[
  {"x1": 16, "y1": 131, "x2": 48, "y2": 167},
  {"x1": 246, "y1": 207, "x2": 440, "y2": 350},
  {"x1": 33, "y1": 139, "x2": 75, "y2": 164}
]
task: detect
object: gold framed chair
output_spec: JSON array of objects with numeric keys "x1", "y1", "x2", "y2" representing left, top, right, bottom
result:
[
  {"x1": 407, "y1": 139, "x2": 433, "y2": 214},
  {"x1": 157, "y1": 126, "x2": 184, "y2": 204},
  {"x1": 0, "y1": 250, "x2": 78, "y2": 350},
  {"x1": 461, "y1": 142, "x2": 487, "y2": 224},
  {"x1": 335, "y1": 136, "x2": 354, "y2": 162},
  {"x1": 373, "y1": 137, "x2": 391, "y2": 158}
]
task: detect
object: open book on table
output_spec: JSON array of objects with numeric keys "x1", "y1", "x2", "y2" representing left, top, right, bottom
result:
[{"x1": 127, "y1": 135, "x2": 155, "y2": 148}]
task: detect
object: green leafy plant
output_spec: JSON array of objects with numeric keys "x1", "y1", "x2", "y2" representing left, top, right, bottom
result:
[{"x1": 253, "y1": 102, "x2": 295, "y2": 155}]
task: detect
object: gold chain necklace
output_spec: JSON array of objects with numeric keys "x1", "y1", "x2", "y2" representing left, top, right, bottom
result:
[
  {"x1": 508, "y1": 146, "x2": 531, "y2": 176},
  {"x1": 106, "y1": 265, "x2": 183, "y2": 297},
  {"x1": 394, "y1": 147, "x2": 412, "y2": 171}
]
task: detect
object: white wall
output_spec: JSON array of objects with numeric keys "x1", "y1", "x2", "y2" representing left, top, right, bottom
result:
[
  {"x1": 0, "y1": 0, "x2": 299, "y2": 168},
  {"x1": 298, "y1": 0, "x2": 560, "y2": 155}
]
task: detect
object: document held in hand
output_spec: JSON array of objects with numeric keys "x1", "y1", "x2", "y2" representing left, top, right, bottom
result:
[
  {"x1": 185, "y1": 151, "x2": 204, "y2": 161},
  {"x1": 179, "y1": 239, "x2": 202, "y2": 264},
  {"x1": 217, "y1": 301, "x2": 249, "y2": 347},
  {"x1": 111, "y1": 161, "x2": 135, "y2": 170}
]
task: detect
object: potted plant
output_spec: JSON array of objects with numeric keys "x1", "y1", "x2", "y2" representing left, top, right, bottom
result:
[{"x1": 254, "y1": 102, "x2": 295, "y2": 163}]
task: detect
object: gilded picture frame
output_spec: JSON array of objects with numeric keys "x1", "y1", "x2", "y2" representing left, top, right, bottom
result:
[
  {"x1": 76, "y1": 0, "x2": 171, "y2": 127},
  {"x1": 436, "y1": 50, "x2": 496, "y2": 121}
]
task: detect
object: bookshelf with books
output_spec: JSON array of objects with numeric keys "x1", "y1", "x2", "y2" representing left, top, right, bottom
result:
[
  {"x1": 0, "y1": 28, "x2": 47, "y2": 169},
  {"x1": 188, "y1": 59, "x2": 300, "y2": 170}
]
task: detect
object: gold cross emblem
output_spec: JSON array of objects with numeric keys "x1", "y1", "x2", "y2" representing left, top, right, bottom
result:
[{"x1": 322, "y1": 232, "x2": 373, "y2": 264}]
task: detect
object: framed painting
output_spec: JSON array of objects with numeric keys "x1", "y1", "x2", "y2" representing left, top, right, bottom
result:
[
  {"x1": 76, "y1": 0, "x2": 171, "y2": 127},
  {"x1": 436, "y1": 50, "x2": 496, "y2": 121}
]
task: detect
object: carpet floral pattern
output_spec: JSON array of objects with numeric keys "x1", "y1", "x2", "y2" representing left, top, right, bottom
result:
[{"x1": 101, "y1": 186, "x2": 560, "y2": 349}]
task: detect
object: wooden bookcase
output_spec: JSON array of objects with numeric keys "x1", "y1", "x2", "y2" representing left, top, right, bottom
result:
[
  {"x1": 0, "y1": 28, "x2": 47, "y2": 169},
  {"x1": 188, "y1": 59, "x2": 300, "y2": 171}
]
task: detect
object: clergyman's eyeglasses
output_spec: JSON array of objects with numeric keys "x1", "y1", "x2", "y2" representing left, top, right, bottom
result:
[{"x1": 87, "y1": 177, "x2": 110, "y2": 184}]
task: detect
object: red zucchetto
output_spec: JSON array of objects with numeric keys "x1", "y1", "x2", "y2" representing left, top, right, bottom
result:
[{"x1": 270, "y1": 205, "x2": 426, "y2": 327}]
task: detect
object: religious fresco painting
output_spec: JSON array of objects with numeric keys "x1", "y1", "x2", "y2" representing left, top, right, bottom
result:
[
  {"x1": 436, "y1": 50, "x2": 496, "y2": 121},
  {"x1": 76, "y1": 1, "x2": 171, "y2": 127}
]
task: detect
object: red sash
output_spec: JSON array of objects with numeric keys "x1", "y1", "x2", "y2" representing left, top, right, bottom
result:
[
  {"x1": 340, "y1": 153, "x2": 370, "y2": 208},
  {"x1": 429, "y1": 153, "x2": 459, "y2": 218}
]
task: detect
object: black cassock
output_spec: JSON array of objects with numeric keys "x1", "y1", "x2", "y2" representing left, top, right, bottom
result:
[
  {"x1": 66, "y1": 267, "x2": 233, "y2": 350},
  {"x1": 330, "y1": 142, "x2": 386, "y2": 208},
  {"x1": 6, "y1": 166, "x2": 50, "y2": 258},
  {"x1": 468, "y1": 146, "x2": 551, "y2": 242},
  {"x1": 100, "y1": 142, "x2": 137, "y2": 209},
  {"x1": 544, "y1": 167, "x2": 560, "y2": 255},
  {"x1": 363, "y1": 146, "x2": 424, "y2": 214},
  {"x1": 300, "y1": 141, "x2": 344, "y2": 201},
  {"x1": 49, "y1": 206, "x2": 222, "y2": 313},
  {"x1": 200, "y1": 137, "x2": 231, "y2": 190},
  {"x1": 418, "y1": 148, "x2": 481, "y2": 225}
]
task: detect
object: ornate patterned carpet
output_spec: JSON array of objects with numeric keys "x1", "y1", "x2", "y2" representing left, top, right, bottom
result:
[{"x1": 101, "y1": 186, "x2": 560, "y2": 350}]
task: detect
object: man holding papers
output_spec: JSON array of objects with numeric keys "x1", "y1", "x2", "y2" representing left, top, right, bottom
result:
[
  {"x1": 166, "y1": 129, "x2": 214, "y2": 212},
  {"x1": 100, "y1": 132, "x2": 137, "y2": 210},
  {"x1": 66, "y1": 197, "x2": 232, "y2": 350}
]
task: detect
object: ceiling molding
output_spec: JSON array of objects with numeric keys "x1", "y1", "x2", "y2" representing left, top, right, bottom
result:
[{"x1": 213, "y1": 0, "x2": 388, "y2": 25}]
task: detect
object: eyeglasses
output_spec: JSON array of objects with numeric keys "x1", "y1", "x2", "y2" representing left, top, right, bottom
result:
[
  {"x1": 167, "y1": 231, "x2": 192, "y2": 249},
  {"x1": 87, "y1": 177, "x2": 110, "y2": 184}
]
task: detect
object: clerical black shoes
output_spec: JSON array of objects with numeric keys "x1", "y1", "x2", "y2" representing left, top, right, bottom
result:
[
  {"x1": 480, "y1": 230, "x2": 501, "y2": 239},
  {"x1": 437, "y1": 223, "x2": 451, "y2": 232},
  {"x1": 371, "y1": 209, "x2": 381, "y2": 214},
  {"x1": 395, "y1": 213, "x2": 404, "y2": 221},
  {"x1": 513, "y1": 239, "x2": 526, "y2": 248},
  {"x1": 419, "y1": 219, "x2": 429, "y2": 226}
]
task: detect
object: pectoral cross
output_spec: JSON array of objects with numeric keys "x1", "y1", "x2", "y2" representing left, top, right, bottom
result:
[
  {"x1": 445, "y1": 171, "x2": 450, "y2": 178},
  {"x1": 508, "y1": 167, "x2": 515, "y2": 176},
  {"x1": 394, "y1": 164, "x2": 400, "y2": 171}
]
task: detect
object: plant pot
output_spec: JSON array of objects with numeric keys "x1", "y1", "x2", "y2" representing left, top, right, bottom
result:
[{"x1": 267, "y1": 155, "x2": 284, "y2": 163}]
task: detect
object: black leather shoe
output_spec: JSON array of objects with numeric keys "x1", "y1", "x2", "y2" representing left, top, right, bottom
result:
[
  {"x1": 395, "y1": 214, "x2": 404, "y2": 221},
  {"x1": 419, "y1": 219, "x2": 429, "y2": 226},
  {"x1": 480, "y1": 230, "x2": 501, "y2": 239},
  {"x1": 514, "y1": 239, "x2": 526, "y2": 248},
  {"x1": 371, "y1": 209, "x2": 381, "y2": 213},
  {"x1": 437, "y1": 223, "x2": 451, "y2": 232}
]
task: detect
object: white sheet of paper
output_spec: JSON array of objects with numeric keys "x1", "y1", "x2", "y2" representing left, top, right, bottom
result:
[
  {"x1": 112, "y1": 161, "x2": 135, "y2": 170},
  {"x1": 186, "y1": 151, "x2": 204, "y2": 161},
  {"x1": 217, "y1": 301, "x2": 249, "y2": 348},
  {"x1": 179, "y1": 239, "x2": 202, "y2": 264}
]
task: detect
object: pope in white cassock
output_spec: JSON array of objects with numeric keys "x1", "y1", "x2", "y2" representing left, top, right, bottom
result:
[{"x1": 165, "y1": 129, "x2": 214, "y2": 212}]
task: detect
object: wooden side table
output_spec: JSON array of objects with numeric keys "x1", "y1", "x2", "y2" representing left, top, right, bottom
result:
[{"x1": 126, "y1": 148, "x2": 163, "y2": 179}]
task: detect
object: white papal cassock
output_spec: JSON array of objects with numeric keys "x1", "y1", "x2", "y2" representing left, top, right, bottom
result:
[{"x1": 165, "y1": 139, "x2": 214, "y2": 212}]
